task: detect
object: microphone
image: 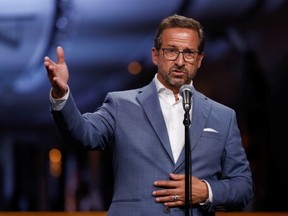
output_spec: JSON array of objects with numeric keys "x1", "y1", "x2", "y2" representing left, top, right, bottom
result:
[{"x1": 180, "y1": 85, "x2": 193, "y2": 112}]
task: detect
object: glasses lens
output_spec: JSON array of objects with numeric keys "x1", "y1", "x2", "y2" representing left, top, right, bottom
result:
[
  {"x1": 164, "y1": 48, "x2": 178, "y2": 59},
  {"x1": 162, "y1": 48, "x2": 198, "y2": 63},
  {"x1": 183, "y1": 51, "x2": 197, "y2": 61}
]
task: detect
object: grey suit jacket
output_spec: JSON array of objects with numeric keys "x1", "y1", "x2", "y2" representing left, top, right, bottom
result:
[{"x1": 52, "y1": 79, "x2": 254, "y2": 216}]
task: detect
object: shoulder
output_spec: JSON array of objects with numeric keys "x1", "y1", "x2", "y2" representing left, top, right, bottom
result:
[
  {"x1": 193, "y1": 90, "x2": 236, "y2": 115},
  {"x1": 106, "y1": 80, "x2": 156, "y2": 100}
]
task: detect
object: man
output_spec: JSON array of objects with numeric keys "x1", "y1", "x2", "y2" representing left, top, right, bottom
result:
[{"x1": 44, "y1": 14, "x2": 254, "y2": 216}]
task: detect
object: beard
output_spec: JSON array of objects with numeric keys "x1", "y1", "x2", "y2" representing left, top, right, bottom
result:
[{"x1": 160, "y1": 66, "x2": 193, "y2": 88}]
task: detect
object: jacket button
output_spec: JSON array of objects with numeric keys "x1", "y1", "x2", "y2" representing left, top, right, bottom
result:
[{"x1": 163, "y1": 205, "x2": 170, "y2": 213}]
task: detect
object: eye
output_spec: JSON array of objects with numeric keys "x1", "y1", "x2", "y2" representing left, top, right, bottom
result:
[
  {"x1": 167, "y1": 48, "x2": 178, "y2": 53},
  {"x1": 184, "y1": 49, "x2": 195, "y2": 55}
]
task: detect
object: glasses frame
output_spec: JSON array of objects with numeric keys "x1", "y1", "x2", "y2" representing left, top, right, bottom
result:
[{"x1": 161, "y1": 48, "x2": 200, "y2": 63}]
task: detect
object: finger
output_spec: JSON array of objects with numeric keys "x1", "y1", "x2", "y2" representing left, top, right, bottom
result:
[
  {"x1": 44, "y1": 56, "x2": 52, "y2": 66},
  {"x1": 44, "y1": 57, "x2": 56, "y2": 71},
  {"x1": 155, "y1": 195, "x2": 184, "y2": 207},
  {"x1": 164, "y1": 200, "x2": 184, "y2": 207},
  {"x1": 154, "y1": 180, "x2": 177, "y2": 188},
  {"x1": 169, "y1": 173, "x2": 184, "y2": 180},
  {"x1": 155, "y1": 195, "x2": 175, "y2": 203},
  {"x1": 44, "y1": 62, "x2": 55, "y2": 73},
  {"x1": 153, "y1": 188, "x2": 176, "y2": 197},
  {"x1": 56, "y1": 46, "x2": 65, "y2": 64}
]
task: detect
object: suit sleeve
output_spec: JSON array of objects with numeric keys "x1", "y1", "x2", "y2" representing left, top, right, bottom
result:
[
  {"x1": 205, "y1": 110, "x2": 255, "y2": 211},
  {"x1": 51, "y1": 92, "x2": 115, "y2": 150}
]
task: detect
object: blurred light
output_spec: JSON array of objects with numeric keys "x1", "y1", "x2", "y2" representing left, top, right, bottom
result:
[
  {"x1": 49, "y1": 148, "x2": 62, "y2": 177},
  {"x1": 49, "y1": 148, "x2": 62, "y2": 163},
  {"x1": 127, "y1": 61, "x2": 142, "y2": 75}
]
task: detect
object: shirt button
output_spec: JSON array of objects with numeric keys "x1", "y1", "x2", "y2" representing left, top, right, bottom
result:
[{"x1": 163, "y1": 205, "x2": 170, "y2": 213}]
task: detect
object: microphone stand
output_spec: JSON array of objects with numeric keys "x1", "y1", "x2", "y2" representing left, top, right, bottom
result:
[{"x1": 183, "y1": 110, "x2": 191, "y2": 216}]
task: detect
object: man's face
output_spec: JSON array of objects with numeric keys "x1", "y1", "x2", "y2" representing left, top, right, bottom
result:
[{"x1": 152, "y1": 28, "x2": 204, "y2": 93}]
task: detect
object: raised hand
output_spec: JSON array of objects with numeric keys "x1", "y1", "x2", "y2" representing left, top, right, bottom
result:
[{"x1": 44, "y1": 46, "x2": 69, "y2": 99}]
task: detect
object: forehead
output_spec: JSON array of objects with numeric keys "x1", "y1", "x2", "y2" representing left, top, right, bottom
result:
[{"x1": 161, "y1": 28, "x2": 199, "y2": 49}]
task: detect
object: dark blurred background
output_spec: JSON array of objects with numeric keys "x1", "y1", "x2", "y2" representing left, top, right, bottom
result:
[{"x1": 0, "y1": 0, "x2": 288, "y2": 212}]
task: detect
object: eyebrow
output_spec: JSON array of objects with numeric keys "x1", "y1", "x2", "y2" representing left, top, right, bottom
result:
[{"x1": 165, "y1": 46, "x2": 197, "y2": 51}]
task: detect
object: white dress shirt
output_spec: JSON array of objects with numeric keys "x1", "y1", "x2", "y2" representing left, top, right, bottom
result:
[{"x1": 154, "y1": 76, "x2": 186, "y2": 163}]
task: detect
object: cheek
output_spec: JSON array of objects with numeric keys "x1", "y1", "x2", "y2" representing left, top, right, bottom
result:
[{"x1": 157, "y1": 61, "x2": 170, "y2": 72}]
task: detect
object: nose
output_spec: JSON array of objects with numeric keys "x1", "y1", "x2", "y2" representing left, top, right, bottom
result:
[{"x1": 174, "y1": 52, "x2": 185, "y2": 66}]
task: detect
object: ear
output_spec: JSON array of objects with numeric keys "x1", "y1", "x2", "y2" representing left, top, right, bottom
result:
[
  {"x1": 151, "y1": 47, "x2": 158, "y2": 66},
  {"x1": 197, "y1": 52, "x2": 204, "y2": 69}
]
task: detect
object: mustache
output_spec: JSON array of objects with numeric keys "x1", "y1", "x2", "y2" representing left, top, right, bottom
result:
[{"x1": 170, "y1": 66, "x2": 188, "y2": 74}]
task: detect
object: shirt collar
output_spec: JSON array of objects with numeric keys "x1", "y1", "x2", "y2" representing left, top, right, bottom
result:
[{"x1": 154, "y1": 73, "x2": 167, "y2": 93}]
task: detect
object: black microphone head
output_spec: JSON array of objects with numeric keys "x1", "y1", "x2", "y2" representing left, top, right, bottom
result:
[{"x1": 179, "y1": 85, "x2": 193, "y2": 112}]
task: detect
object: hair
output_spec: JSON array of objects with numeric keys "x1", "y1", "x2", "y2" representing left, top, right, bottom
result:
[{"x1": 153, "y1": 14, "x2": 206, "y2": 53}]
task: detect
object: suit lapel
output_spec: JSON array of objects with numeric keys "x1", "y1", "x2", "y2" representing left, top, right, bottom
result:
[
  {"x1": 190, "y1": 91, "x2": 211, "y2": 151},
  {"x1": 137, "y1": 81, "x2": 174, "y2": 163},
  {"x1": 175, "y1": 90, "x2": 211, "y2": 168}
]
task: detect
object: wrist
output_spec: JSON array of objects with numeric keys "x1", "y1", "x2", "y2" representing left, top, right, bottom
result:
[{"x1": 52, "y1": 87, "x2": 68, "y2": 99}]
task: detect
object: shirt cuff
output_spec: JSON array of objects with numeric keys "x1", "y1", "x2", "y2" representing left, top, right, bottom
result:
[
  {"x1": 49, "y1": 87, "x2": 69, "y2": 111},
  {"x1": 199, "y1": 180, "x2": 213, "y2": 206}
]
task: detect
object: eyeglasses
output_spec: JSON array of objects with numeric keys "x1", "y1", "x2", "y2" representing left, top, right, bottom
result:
[{"x1": 161, "y1": 48, "x2": 200, "y2": 63}]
